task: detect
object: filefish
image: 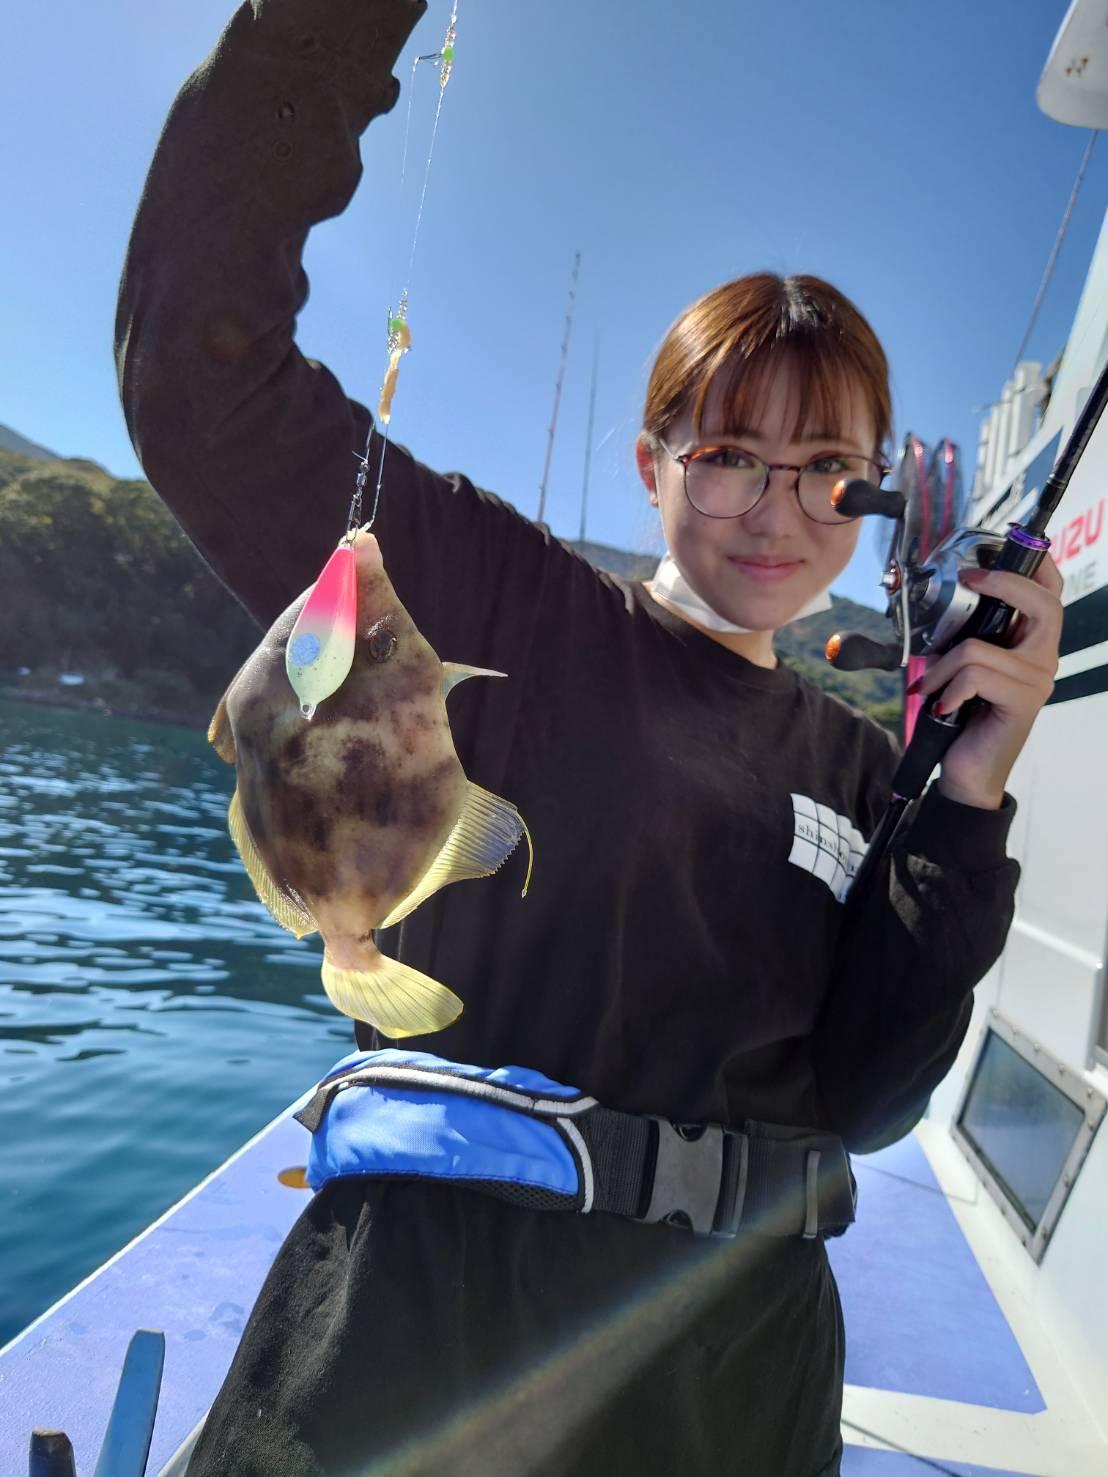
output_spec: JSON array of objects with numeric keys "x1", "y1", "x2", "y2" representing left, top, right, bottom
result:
[{"x1": 207, "y1": 529, "x2": 532, "y2": 1037}]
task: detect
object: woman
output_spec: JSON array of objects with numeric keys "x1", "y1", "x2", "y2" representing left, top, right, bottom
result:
[{"x1": 115, "y1": 2, "x2": 1062, "y2": 1473}]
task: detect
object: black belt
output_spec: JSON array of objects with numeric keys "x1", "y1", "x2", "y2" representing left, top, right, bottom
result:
[{"x1": 574, "y1": 1106, "x2": 855, "y2": 1239}]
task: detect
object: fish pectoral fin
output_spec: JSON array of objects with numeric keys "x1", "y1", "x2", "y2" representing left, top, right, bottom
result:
[
  {"x1": 321, "y1": 949, "x2": 463, "y2": 1037},
  {"x1": 207, "y1": 693, "x2": 237, "y2": 765},
  {"x1": 208, "y1": 654, "x2": 255, "y2": 764},
  {"x1": 228, "y1": 788, "x2": 319, "y2": 939},
  {"x1": 441, "y1": 661, "x2": 508, "y2": 700},
  {"x1": 376, "y1": 781, "x2": 533, "y2": 931}
]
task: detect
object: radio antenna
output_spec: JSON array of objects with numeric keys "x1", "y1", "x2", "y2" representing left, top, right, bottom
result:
[
  {"x1": 537, "y1": 251, "x2": 581, "y2": 524},
  {"x1": 579, "y1": 336, "x2": 599, "y2": 543}
]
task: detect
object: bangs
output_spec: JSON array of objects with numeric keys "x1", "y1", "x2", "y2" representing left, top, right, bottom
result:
[
  {"x1": 643, "y1": 274, "x2": 892, "y2": 462},
  {"x1": 692, "y1": 340, "x2": 874, "y2": 452}
]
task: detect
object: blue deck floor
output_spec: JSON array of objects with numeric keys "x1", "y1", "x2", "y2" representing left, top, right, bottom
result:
[
  {"x1": 830, "y1": 1134, "x2": 1041, "y2": 1412},
  {"x1": 0, "y1": 1112, "x2": 312, "y2": 1475},
  {"x1": 0, "y1": 1117, "x2": 1070, "y2": 1475},
  {"x1": 843, "y1": 1453, "x2": 1033, "y2": 1476}
]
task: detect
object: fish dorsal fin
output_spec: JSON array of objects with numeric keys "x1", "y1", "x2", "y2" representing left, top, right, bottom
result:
[
  {"x1": 228, "y1": 787, "x2": 319, "y2": 939},
  {"x1": 441, "y1": 662, "x2": 507, "y2": 700},
  {"x1": 376, "y1": 781, "x2": 534, "y2": 931}
]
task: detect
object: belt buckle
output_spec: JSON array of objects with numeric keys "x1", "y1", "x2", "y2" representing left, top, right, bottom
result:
[{"x1": 635, "y1": 1118, "x2": 748, "y2": 1238}]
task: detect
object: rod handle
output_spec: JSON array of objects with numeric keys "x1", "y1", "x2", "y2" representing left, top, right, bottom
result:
[{"x1": 891, "y1": 695, "x2": 984, "y2": 798}]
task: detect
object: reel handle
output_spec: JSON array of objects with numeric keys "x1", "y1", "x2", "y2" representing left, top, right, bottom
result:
[
  {"x1": 831, "y1": 477, "x2": 905, "y2": 520},
  {"x1": 826, "y1": 632, "x2": 903, "y2": 672}
]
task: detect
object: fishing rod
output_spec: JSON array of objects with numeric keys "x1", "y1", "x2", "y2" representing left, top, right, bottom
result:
[{"x1": 829, "y1": 353, "x2": 1108, "y2": 909}]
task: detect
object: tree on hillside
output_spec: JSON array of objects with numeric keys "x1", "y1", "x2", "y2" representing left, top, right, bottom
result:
[{"x1": 0, "y1": 465, "x2": 258, "y2": 700}]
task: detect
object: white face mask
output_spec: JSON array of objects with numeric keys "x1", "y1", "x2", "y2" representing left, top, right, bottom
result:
[{"x1": 650, "y1": 551, "x2": 832, "y2": 633}]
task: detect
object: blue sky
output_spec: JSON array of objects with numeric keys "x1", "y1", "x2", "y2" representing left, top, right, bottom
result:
[{"x1": 4, "y1": 0, "x2": 1106, "y2": 609}]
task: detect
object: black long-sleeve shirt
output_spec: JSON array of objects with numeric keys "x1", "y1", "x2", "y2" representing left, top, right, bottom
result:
[{"x1": 114, "y1": 5, "x2": 1020, "y2": 1472}]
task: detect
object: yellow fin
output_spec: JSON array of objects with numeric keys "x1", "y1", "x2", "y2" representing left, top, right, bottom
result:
[
  {"x1": 207, "y1": 654, "x2": 253, "y2": 764},
  {"x1": 441, "y1": 661, "x2": 507, "y2": 700},
  {"x1": 321, "y1": 949, "x2": 463, "y2": 1037},
  {"x1": 376, "y1": 781, "x2": 533, "y2": 931},
  {"x1": 207, "y1": 693, "x2": 237, "y2": 765},
  {"x1": 228, "y1": 787, "x2": 318, "y2": 939}
]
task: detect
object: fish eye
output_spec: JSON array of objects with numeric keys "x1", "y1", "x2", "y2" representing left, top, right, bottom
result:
[{"x1": 366, "y1": 618, "x2": 397, "y2": 664}]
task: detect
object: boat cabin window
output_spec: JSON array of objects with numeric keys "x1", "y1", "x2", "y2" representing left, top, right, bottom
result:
[{"x1": 952, "y1": 1011, "x2": 1106, "y2": 1262}]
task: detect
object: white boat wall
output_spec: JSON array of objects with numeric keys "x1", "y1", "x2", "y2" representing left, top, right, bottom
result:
[{"x1": 920, "y1": 0, "x2": 1108, "y2": 1455}]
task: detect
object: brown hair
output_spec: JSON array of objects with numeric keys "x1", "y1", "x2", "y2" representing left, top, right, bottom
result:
[{"x1": 641, "y1": 273, "x2": 892, "y2": 462}]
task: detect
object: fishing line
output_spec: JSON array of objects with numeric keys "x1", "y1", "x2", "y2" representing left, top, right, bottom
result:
[
  {"x1": 348, "y1": 0, "x2": 459, "y2": 537},
  {"x1": 288, "y1": 2, "x2": 460, "y2": 721},
  {"x1": 400, "y1": 47, "x2": 447, "y2": 189}
]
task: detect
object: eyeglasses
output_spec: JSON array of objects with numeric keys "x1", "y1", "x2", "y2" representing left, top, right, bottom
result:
[{"x1": 658, "y1": 441, "x2": 891, "y2": 525}]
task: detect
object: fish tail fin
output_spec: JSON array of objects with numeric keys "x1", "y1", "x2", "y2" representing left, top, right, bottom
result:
[{"x1": 321, "y1": 946, "x2": 463, "y2": 1038}]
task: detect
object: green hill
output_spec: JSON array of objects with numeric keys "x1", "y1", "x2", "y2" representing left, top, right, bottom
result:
[{"x1": 0, "y1": 447, "x2": 902, "y2": 734}]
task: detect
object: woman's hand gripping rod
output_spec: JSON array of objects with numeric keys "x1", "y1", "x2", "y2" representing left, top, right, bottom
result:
[{"x1": 837, "y1": 353, "x2": 1108, "y2": 910}]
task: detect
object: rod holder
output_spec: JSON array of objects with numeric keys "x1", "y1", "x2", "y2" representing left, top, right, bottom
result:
[{"x1": 29, "y1": 1431, "x2": 76, "y2": 1477}]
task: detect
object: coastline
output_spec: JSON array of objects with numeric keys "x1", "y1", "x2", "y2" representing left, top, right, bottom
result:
[{"x1": 0, "y1": 686, "x2": 207, "y2": 731}]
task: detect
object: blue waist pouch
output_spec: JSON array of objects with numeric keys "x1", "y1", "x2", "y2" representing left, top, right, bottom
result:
[
  {"x1": 294, "y1": 1048, "x2": 857, "y2": 1239},
  {"x1": 296, "y1": 1048, "x2": 595, "y2": 1211}
]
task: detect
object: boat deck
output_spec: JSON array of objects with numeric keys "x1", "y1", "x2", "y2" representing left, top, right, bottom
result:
[
  {"x1": 1, "y1": 1107, "x2": 1104, "y2": 1475},
  {"x1": 829, "y1": 1122, "x2": 1105, "y2": 1474}
]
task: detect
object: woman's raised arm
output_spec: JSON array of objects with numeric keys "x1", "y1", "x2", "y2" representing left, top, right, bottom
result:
[{"x1": 115, "y1": 0, "x2": 532, "y2": 646}]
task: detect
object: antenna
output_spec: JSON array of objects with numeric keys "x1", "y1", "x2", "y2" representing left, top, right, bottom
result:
[
  {"x1": 537, "y1": 251, "x2": 581, "y2": 525},
  {"x1": 1011, "y1": 129, "x2": 1096, "y2": 372},
  {"x1": 579, "y1": 336, "x2": 598, "y2": 543}
]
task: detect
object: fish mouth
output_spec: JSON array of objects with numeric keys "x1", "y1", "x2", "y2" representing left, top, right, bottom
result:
[{"x1": 351, "y1": 528, "x2": 384, "y2": 566}]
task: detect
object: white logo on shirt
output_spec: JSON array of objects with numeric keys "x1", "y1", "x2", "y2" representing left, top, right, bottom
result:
[{"x1": 788, "y1": 794, "x2": 868, "y2": 903}]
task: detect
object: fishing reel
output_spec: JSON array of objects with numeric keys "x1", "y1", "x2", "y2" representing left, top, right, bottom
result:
[
  {"x1": 835, "y1": 352, "x2": 1108, "y2": 910},
  {"x1": 824, "y1": 434, "x2": 1014, "y2": 675},
  {"x1": 825, "y1": 479, "x2": 1010, "y2": 675}
]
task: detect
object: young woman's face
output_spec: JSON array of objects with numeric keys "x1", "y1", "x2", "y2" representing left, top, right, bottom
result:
[{"x1": 637, "y1": 362, "x2": 878, "y2": 632}]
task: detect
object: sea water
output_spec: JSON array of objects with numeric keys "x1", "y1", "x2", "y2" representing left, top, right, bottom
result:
[{"x1": 0, "y1": 698, "x2": 354, "y2": 1347}]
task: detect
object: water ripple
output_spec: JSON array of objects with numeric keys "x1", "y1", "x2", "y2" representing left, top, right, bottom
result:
[{"x1": 0, "y1": 699, "x2": 352, "y2": 1346}]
